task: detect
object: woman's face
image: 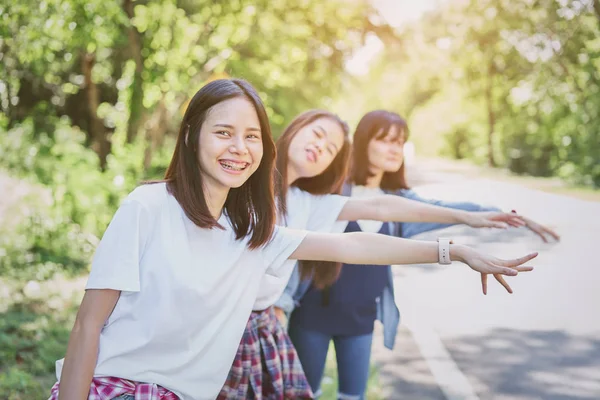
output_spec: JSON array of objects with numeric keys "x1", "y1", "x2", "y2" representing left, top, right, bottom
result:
[
  {"x1": 197, "y1": 97, "x2": 263, "y2": 194},
  {"x1": 287, "y1": 117, "x2": 346, "y2": 179},
  {"x1": 367, "y1": 125, "x2": 406, "y2": 174}
]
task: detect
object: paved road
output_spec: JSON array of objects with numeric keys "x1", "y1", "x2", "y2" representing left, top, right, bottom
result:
[{"x1": 371, "y1": 160, "x2": 600, "y2": 400}]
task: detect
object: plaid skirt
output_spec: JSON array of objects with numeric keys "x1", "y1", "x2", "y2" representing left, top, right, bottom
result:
[
  {"x1": 48, "y1": 376, "x2": 179, "y2": 400},
  {"x1": 217, "y1": 306, "x2": 314, "y2": 399}
]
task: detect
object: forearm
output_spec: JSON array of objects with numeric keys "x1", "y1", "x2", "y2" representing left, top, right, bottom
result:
[
  {"x1": 341, "y1": 232, "x2": 439, "y2": 264},
  {"x1": 341, "y1": 195, "x2": 469, "y2": 224},
  {"x1": 291, "y1": 231, "x2": 467, "y2": 266},
  {"x1": 58, "y1": 324, "x2": 100, "y2": 400},
  {"x1": 379, "y1": 195, "x2": 471, "y2": 224}
]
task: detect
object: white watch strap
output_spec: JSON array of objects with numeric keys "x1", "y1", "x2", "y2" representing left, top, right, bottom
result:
[{"x1": 437, "y1": 238, "x2": 452, "y2": 265}]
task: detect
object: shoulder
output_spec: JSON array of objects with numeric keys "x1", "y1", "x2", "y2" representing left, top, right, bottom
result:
[
  {"x1": 288, "y1": 186, "x2": 308, "y2": 201},
  {"x1": 123, "y1": 182, "x2": 169, "y2": 212},
  {"x1": 287, "y1": 186, "x2": 314, "y2": 208}
]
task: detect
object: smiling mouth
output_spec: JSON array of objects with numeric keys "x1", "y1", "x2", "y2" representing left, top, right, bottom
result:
[{"x1": 219, "y1": 160, "x2": 250, "y2": 172}]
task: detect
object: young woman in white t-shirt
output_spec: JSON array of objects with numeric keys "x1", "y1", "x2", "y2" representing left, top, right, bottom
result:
[
  {"x1": 52, "y1": 81, "x2": 536, "y2": 400},
  {"x1": 219, "y1": 109, "x2": 537, "y2": 399}
]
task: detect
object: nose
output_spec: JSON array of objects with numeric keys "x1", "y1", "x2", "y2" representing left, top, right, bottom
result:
[
  {"x1": 391, "y1": 143, "x2": 403, "y2": 155},
  {"x1": 229, "y1": 136, "x2": 249, "y2": 155},
  {"x1": 314, "y1": 139, "x2": 325, "y2": 154}
]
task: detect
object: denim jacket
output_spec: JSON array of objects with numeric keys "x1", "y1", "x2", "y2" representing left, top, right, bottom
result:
[{"x1": 275, "y1": 186, "x2": 500, "y2": 350}]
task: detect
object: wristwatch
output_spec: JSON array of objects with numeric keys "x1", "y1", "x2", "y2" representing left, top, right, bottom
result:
[{"x1": 437, "y1": 237, "x2": 452, "y2": 265}]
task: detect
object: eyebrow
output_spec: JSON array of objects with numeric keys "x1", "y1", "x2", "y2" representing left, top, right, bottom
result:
[
  {"x1": 214, "y1": 123, "x2": 261, "y2": 133},
  {"x1": 315, "y1": 125, "x2": 340, "y2": 152}
]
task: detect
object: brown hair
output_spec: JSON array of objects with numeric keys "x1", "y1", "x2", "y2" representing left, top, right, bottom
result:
[
  {"x1": 350, "y1": 110, "x2": 410, "y2": 191},
  {"x1": 274, "y1": 109, "x2": 351, "y2": 288},
  {"x1": 163, "y1": 79, "x2": 276, "y2": 249}
]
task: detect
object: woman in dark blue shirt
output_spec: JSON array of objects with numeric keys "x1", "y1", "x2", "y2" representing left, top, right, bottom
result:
[{"x1": 285, "y1": 110, "x2": 559, "y2": 399}]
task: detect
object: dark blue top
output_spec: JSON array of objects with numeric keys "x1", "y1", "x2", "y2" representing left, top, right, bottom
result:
[{"x1": 288, "y1": 220, "x2": 392, "y2": 336}]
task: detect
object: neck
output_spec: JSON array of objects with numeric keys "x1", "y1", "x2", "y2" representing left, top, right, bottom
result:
[
  {"x1": 287, "y1": 164, "x2": 300, "y2": 187},
  {"x1": 365, "y1": 168, "x2": 384, "y2": 188},
  {"x1": 204, "y1": 185, "x2": 229, "y2": 220}
]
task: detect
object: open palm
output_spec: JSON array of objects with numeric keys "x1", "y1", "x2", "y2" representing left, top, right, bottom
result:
[{"x1": 458, "y1": 247, "x2": 537, "y2": 294}]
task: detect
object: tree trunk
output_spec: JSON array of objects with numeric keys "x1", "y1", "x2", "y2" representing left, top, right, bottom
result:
[
  {"x1": 81, "y1": 53, "x2": 110, "y2": 169},
  {"x1": 123, "y1": 0, "x2": 145, "y2": 144},
  {"x1": 485, "y1": 62, "x2": 496, "y2": 167},
  {"x1": 143, "y1": 100, "x2": 168, "y2": 172}
]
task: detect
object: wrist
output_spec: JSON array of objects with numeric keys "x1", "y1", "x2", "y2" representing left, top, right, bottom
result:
[
  {"x1": 456, "y1": 210, "x2": 471, "y2": 225},
  {"x1": 450, "y1": 244, "x2": 469, "y2": 263}
]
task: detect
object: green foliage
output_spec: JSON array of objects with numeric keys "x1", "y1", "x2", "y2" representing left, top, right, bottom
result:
[
  {"x1": 0, "y1": 0, "x2": 381, "y2": 282},
  {"x1": 0, "y1": 0, "x2": 383, "y2": 395},
  {"x1": 0, "y1": 116, "x2": 153, "y2": 281},
  {"x1": 0, "y1": 297, "x2": 77, "y2": 399},
  {"x1": 335, "y1": 0, "x2": 600, "y2": 188},
  {"x1": 0, "y1": 367, "x2": 47, "y2": 400}
]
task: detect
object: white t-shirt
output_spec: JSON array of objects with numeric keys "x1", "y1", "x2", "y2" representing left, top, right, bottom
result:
[
  {"x1": 55, "y1": 183, "x2": 307, "y2": 400},
  {"x1": 252, "y1": 186, "x2": 349, "y2": 310}
]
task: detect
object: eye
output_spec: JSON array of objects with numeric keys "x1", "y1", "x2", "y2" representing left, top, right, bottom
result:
[
  {"x1": 313, "y1": 129, "x2": 324, "y2": 138},
  {"x1": 327, "y1": 146, "x2": 336, "y2": 156},
  {"x1": 246, "y1": 133, "x2": 261, "y2": 140},
  {"x1": 215, "y1": 130, "x2": 230, "y2": 137}
]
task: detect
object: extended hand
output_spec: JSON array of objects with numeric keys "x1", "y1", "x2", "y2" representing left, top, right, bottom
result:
[
  {"x1": 464, "y1": 211, "x2": 526, "y2": 229},
  {"x1": 522, "y1": 216, "x2": 560, "y2": 243},
  {"x1": 453, "y1": 245, "x2": 537, "y2": 294}
]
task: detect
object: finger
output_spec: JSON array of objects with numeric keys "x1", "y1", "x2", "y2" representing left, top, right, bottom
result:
[
  {"x1": 509, "y1": 216, "x2": 527, "y2": 227},
  {"x1": 492, "y1": 266, "x2": 519, "y2": 276},
  {"x1": 506, "y1": 219, "x2": 525, "y2": 228},
  {"x1": 494, "y1": 274, "x2": 512, "y2": 294},
  {"x1": 490, "y1": 221, "x2": 509, "y2": 229},
  {"x1": 514, "y1": 266, "x2": 534, "y2": 272},
  {"x1": 499, "y1": 214, "x2": 524, "y2": 226},
  {"x1": 481, "y1": 273, "x2": 488, "y2": 295},
  {"x1": 498, "y1": 252, "x2": 538, "y2": 267},
  {"x1": 533, "y1": 229, "x2": 549, "y2": 243},
  {"x1": 509, "y1": 210, "x2": 527, "y2": 226},
  {"x1": 544, "y1": 227, "x2": 561, "y2": 241},
  {"x1": 492, "y1": 213, "x2": 524, "y2": 224}
]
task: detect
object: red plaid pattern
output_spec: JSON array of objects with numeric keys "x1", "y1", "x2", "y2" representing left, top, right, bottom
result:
[
  {"x1": 48, "y1": 376, "x2": 179, "y2": 400},
  {"x1": 217, "y1": 306, "x2": 313, "y2": 399}
]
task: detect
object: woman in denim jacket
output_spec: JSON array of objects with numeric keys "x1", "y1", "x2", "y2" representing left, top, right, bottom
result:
[{"x1": 280, "y1": 110, "x2": 559, "y2": 400}]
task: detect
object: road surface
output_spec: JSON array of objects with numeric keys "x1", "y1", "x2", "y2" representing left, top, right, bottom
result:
[{"x1": 371, "y1": 160, "x2": 600, "y2": 400}]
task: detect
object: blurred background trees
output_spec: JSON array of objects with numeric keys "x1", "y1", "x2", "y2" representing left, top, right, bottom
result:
[{"x1": 0, "y1": 0, "x2": 598, "y2": 396}]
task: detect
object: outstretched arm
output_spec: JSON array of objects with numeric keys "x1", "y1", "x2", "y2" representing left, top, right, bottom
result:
[
  {"x1": 289, "y1": 232, "x2": 537, "y2": 291},
  {"x1": 338, "y1": 194, "x2": 524, "y2": 229}
]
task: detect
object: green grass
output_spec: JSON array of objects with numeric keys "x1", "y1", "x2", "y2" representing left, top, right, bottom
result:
[
  {"x1": 320, "y1": 343, "x2": 384, "y2": 400},
  {"x1": 0, "y1": 296, "x2": 77, "y2": 399}
]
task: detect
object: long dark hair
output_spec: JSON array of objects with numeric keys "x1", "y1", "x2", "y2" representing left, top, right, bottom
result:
[
  {"x1": 163, "y1": 79, "x2": 276, "y2": 249},
  {"x1": 350, "y1": 110, "x2": 410, "y2": 191},
  {"x1": 274, "y1": 109, "x2": 351, "y2": 289}
]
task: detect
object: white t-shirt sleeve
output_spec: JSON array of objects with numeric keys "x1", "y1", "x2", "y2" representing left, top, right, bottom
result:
[
  {"x1": 263, "y1": 226, "x2": 308, "y2": 275},
  {"x1": 85, "y1": 199, "x2": 150, "y2": 292},
  {"x1": 306, "y1": 193, "x2": 349, "y2": 233}
]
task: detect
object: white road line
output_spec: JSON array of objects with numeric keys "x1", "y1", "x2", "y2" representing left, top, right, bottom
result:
[
  {"x1": 396, "y1": 279, "x2": 480, "y2": 400},
  {"x1": 406, "y1": 322, "x2": 480, "y2": 400}
]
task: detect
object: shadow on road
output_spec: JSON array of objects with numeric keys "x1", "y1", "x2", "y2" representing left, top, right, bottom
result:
[
  {"x1": 371, "y1": 325, "x2": 446, "y2": 400},
  {"x1": 445, "y1": 329, "x2": 600, "y2": 400}
]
